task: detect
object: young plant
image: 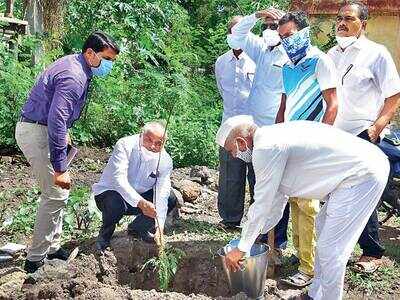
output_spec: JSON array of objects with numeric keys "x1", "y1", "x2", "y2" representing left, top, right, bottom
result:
[{"x1": 141, "y1": 246, "x2": 185, "y2": 291}]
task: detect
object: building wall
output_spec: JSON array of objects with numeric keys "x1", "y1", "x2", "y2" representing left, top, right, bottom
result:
[{"x1": 311, "y1": 15, "x2": 400, "y2": 71}]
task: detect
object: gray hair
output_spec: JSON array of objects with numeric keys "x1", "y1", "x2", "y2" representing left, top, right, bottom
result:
[
  {"x1": 142, "y1": 120, "x2": 167, "y2": 138},
  {"x1": 226, "y1": 123, "x2": 256, "y2": 144},
  {"x1": 228, "y1": 15, "x2": 243, "y2": 34}
]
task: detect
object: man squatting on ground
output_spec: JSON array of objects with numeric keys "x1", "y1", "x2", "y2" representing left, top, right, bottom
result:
[
  {"x1": 92, "y1": 121, "x2": 177, "y2": 250},
  {"x1": 217, "y1": 115, "x2": 389, "y2": 300},
  {"x1": 215, "y1": 16, "x2": 256, "y2": 230},
  {"x1": 16, "y1": 32, "x2": 120, "y2": 273}
]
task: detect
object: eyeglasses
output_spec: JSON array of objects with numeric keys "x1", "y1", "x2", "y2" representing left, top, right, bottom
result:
[{"x1": 262, "y1": 23, "x2": 278, "y2": 31}]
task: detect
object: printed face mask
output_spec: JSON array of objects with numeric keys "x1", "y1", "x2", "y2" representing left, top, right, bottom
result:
[{"x1": 281, "y1": 27, "x2": 311, "y2": 64}]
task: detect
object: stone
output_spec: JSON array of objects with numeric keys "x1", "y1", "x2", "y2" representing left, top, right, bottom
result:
[
  {"x1": 25, "y1": 259, "x2": 76, "y2": 284},
  {"x1": 177, "y1": 179, "x2": 202, "y2": 203},
  {"x1": 173, "y1": 188, "x2": 185, "y2": 208},
  {"x1": 189, "y1": 166, "x2": 211, "y2": 184},
  {"x1": 0, "y1": 268, "x2": 26, "y2": 297}
]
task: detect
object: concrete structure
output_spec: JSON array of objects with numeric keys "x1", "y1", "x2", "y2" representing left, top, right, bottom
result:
[{"x1": 290, "y1": 0, "x2": 400, "y2": 71}]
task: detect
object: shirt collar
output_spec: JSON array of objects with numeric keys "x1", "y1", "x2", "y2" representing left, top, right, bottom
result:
[
  {"x1": 229, "y1": 50, "x2": 246, "y2": 61},
  {"x1": 78, "y1": 53, "x2": 93, "y2": 78}
]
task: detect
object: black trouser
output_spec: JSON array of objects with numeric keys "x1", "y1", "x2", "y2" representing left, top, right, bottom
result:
[
  {"x1": 95, "y1": 189, "x2": 177, "y2": 248},
  {"x1": 217, "y1": 147, "x2": 255, "y2": 224},
  {"x1": 357, "y1": 129, "x2": 385, "y2": 258}
]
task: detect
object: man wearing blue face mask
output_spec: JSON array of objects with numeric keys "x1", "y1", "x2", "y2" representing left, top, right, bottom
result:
[
  {"x1": 15, "y1": 31, "x2": 119, "y2": 273},
  {"x1": 274, "y1": 11, "x2": 338, "y2": 288}
]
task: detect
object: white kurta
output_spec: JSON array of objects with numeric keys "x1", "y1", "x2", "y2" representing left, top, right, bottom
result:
[
  {"x1": 328, "y1": 36, "x2": 400, "y2": 135},
  {"x1": 92, "y1": 134, "x2": 173, "y2": 227},
  {"x1": 215, "y1": 50, "x2": 256, "y2": 122},
  {"x1": 228, "y1": 14, "x2": 289, "y2": 126},
  {"x1": 237, "y1": 121, "x2": 389, "y2": 300}
]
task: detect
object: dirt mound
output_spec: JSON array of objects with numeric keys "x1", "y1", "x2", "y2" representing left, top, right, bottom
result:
[{"x1": 0, "y1": 233, "x2": 252, "y2": 299}]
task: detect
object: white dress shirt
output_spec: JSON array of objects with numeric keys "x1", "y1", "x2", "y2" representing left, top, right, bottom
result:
[
  {"x1": 215, "y1": 50, "x2": 256, "y2": 122},
  {"x1": 92, "y1": 134, "x2": 173, "y2": 227},
  {"x1": 328, "y1": 36, "x2": 400, "y2": 135},
  {"x1": 238, "y1": 121, "x2": 388, "y2": 253},
  {"x1": 228, "y1": 14, "x2": 289, "y2": 126}
]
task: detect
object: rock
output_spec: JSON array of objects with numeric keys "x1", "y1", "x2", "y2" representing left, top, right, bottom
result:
[
  {"x1": 190, "y1": 166, "x2": 211, "y2": 184},
  {"x1": 25, "y1": 259, "x2": 75, "y2": 284},
  {"x1": 0, "y1": 156, "x2": 12, "y2": 164},
  {"x1": 173, "y1": 188, "x2": 185, "y2": 208},
  {"x1": 0, "y1": 268, "x2": 26, "y2": 297},
  {"x1": 177, "y1": 179, "x2": 202, "y2": 203}
]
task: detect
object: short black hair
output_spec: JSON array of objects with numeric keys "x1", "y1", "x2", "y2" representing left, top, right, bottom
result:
[
  {"x1": 278, "y1": 11, "x2": 309, "y2": 30},
  {"x1": 82, "y1": 31, "x2": 120, "y2": 54},
  {"x1": 341, "y1": 1, "x2": 369, "y2": 21}
]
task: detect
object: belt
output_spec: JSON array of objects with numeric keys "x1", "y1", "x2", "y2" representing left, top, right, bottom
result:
[{"x1": 19, "y1": 116, "x2": 47, "y2": 126}]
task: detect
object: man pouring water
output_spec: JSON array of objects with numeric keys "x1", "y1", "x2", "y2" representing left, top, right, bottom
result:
[{"x1": 216, "y1": 115, "x2": 389, "y2": 300}]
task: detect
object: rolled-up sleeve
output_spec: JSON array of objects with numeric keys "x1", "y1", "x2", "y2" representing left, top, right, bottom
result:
[
  {"x1": 228, "y1": 14, "x2": 265, "y2": 63},
  {"x1": 47, "y1": 76, "x2": 83, "y2": 172},
  {"x1": 154, "y1": 162, "x2": 173, "y2": 228},
  {"x1": 238, "y1": 146, "x2": 289, "y2": 253},
  {"x1": 107, "y1": 140, "x2": 143, "y2": 207}
]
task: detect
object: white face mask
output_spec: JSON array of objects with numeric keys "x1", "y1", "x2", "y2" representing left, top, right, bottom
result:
[
  {"x1": 336, "y1": 35, "x2": 358, "y2": 50},
  {"x1": 140, "y1": 135, "x2": 160, "y2": 162},
  {"x1": 262, "y1": 29, "x2": 281, "y2": 47},
  {"x1": 235, "y1": 140, "x2": 252, "y2": 163},
  {"x1": 226, "y1": 34, "x2": 241, "y2": 50}
]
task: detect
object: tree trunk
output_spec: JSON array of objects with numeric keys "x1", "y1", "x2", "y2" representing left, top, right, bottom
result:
[
  {"x1": 42, "y1": 0, "x2": 67, "y2": 51},
  {"x1": 5, "y1": 0, "x2": 15, "y2": 17}
]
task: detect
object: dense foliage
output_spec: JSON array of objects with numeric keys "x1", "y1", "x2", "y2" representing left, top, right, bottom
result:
[{"x1": 0, "y1": 0, "x2": 289, "y2": 167}]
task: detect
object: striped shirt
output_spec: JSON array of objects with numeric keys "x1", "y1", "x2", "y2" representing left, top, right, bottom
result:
[{"x1": 282, "y1": 47, "x2": 337, "y2": 122}]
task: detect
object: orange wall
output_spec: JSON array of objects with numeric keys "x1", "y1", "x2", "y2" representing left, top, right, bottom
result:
[{"x1": 312, "y1": 15, "x2": 400, "y2": 71}]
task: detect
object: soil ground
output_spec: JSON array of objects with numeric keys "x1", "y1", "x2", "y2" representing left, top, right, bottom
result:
[{"x1": 0, "y1": 147, "x2": 399, "y2": 299}]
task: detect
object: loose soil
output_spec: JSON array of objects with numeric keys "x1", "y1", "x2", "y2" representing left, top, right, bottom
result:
[{"x1": 0, "y1": 147, "x2": 399, "y2": 299}]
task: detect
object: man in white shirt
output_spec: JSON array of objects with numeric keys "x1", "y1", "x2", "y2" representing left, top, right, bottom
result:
[
  {"x1": 227, "y1": 8, "x2": 288, "y2": 126},
  {"x1": 92, "y1": 121, "x2": 177, "y2": 250},
  {"x1": 227, "y1": 8, "x2": 291, "y2": 252},
  {"x1": 328, "y1": 1, "x2": 400, "y2": 273},
  {"x1": 215, "y1": 16, "x2": 256, "y2": 229},
  {"x1": 217, "y1": 116, "x2": 389, "y2": 300}
]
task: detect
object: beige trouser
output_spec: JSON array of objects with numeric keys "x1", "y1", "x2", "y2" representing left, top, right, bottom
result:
[
  {"x1": 289, "y1": 197, "x2": 319, "y2": 276},
  {"x1": 15, "y1": 122, "x2": 69, "y2": 262}
]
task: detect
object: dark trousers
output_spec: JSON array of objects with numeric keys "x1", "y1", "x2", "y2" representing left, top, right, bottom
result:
[
  {"x1": 218, "y1": 147, "x2": 255, "y2": 224},
  {"x1": 274, "y1": 203, "x2": 290, "y2": 249},
  {"x1": 357, "y1": 129, "x2": 385, "y2": 258},
  {"x1": 95, "y1": 189, "x2": 177, "y2": 248}
]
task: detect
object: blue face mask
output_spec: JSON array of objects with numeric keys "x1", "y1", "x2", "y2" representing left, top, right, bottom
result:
[
  {"x1": 281, "y1": 27, "x2": 311, "y2": 64},
  {"x1": 91, "y1": 53, "x2": 113, "y2": 77}
]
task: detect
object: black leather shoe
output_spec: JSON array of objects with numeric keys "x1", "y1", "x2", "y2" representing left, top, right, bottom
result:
[
  {"x1": 218, "y1": 220, "x2": 241, "y2": 230},
  {"x1": 127, "y1": 229, "x2": 155, "y2": 244},
  {"x1": 24, "y1": 259, "x2": 44, "y2": 273},
  {"x1": 47, "y1": 248, "x2": 69, "y2": 261}
]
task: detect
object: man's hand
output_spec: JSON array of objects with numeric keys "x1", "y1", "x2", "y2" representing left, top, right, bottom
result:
[
  {"x1": 155, "y1": 225, "x2": 164, "y2": 247},
  {"x1": 225, "y1": 248, "x2": 246, "y2": 272},
  {"x1": 54, "y1": 171, "x2": 71, "y2": 190},
  {"x1": 255, "y1": 8, "x2": 285, "y2": 21},
  {"x1": 368, "y1": 125, "x2": 379, "y2": 143},
  {"x1": 137, "y1": 199, "x2": 157, "y2": 218}
]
